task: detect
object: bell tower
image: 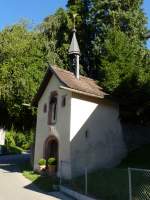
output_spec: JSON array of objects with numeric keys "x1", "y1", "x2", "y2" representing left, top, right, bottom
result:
[{"x1": 69, "y1": 14, "x2": 80, "y2": 79}]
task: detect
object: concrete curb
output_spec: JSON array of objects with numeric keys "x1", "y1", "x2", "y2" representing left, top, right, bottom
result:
[{"x1": 60, "y1": 186, "x2": 97, "y2": 200}]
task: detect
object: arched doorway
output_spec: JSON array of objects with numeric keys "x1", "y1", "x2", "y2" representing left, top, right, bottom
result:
[{"x1": 44, "y1": 136, "x2": 58, "y2": 171}]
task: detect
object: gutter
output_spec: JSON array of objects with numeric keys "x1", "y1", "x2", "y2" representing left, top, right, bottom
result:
[{"x1": 59, "y1": 86, "x2": 104, "y2": 99}]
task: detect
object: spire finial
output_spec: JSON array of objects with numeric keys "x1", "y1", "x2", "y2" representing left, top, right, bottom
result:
[{"x1": 73, "y1": 14, "x2": 77, "y2": 30}]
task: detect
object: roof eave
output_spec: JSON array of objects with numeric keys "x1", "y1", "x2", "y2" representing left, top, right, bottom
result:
[
  {"x1": 31, "y1": 65, "x2": 69, "y2": 107},
  {"x1": 59, "y1": 85, "x2": 105, "y2": 99}
]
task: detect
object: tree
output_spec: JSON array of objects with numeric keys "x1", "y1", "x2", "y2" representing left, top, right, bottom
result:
[
  {"x1": 100, "y1": 28, "x2": 144, "y2": 92},
  {"x1": 90, "y1": 0, "x2": 147, "y2": 79},
  {"x1": 39, "y1": 8, "x2": 71, "y2": 69},
  {"x1": 0, "y1": 23, "x2": 47, "y2": 130},
  {"x1": 66, "y1": 0, "x2": 150, "y2": 124}
]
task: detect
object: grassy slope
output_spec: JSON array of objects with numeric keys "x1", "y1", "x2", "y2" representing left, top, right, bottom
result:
[
  {"x1": 64, "y1": 144, "x2": 150, "y2": 200},
  {"x1": 16, "y1": 144, "x2": 150, "y2": 198},
  {"x1": 119, "y1": 144, "x2": 150, "y2": 169}
]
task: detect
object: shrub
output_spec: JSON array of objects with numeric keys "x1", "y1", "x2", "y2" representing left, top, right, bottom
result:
[
  {"x1": 47, "y1": 157, "x2": 56, "y2": 166},
  {"x1": 5, "y1": 131, "x2": 16, "y2": 147},
  {"x1": 14, "y1": 132, "x2": 26, "y2": 148},
  {"x1": 38, "y1": 158, "x2": 46, "y2": 166},
  {"x1": 22, "y1": 143, "x2": 30, "y2": 150}
]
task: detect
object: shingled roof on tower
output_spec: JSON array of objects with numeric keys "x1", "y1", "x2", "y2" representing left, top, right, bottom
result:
[{"x1": 69, "y1": 28, "x2": 80, "y2": 55}]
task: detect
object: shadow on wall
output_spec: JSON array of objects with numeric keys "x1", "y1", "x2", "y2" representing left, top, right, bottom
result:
[{"x1": 70, "y1": 103, "x2": 127, "y2": 177}]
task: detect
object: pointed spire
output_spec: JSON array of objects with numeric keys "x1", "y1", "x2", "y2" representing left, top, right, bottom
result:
[
  {"x1": 69, "y1": 28, "x2": 80, "y2": 55},
  {"x1": 69, "y1": 14, "x2": 80, "y2": 79}
]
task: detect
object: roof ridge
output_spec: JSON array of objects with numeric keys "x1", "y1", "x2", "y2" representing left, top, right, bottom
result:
[{"x1": 52, "y1": 65, "x2": 100, "y2": 83}]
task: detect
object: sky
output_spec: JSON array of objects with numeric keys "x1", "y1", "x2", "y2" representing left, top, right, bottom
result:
[
  {"x1": 0, "y1": 0, "x2": 149, "y2": 30},
  {"x1": 0, "y1": 0, "x2": 150, "y2": 45},
  {"x1": 0, "y1": 0, "x2": 67, "y2": 29}
]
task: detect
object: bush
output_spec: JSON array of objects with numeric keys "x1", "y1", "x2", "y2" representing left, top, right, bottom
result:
[
  {"x1": 47, "y1": 157, "x2": 56, "y2": 166},
  {"x1": 5, "y1": 129, "x2": 34, "y2": 151},
  {"x1": 38, "y1": 158, "x2": 46, "y2": 166},
  {"x1": 5, "y1": 130, "x2": 16, "y2": 147},
  {"x1": 22, "y1": 143, "x2": 31, "y2": 150},
  {"x1": 14, "y1": 133, "x2": 26, "y2": 148}
]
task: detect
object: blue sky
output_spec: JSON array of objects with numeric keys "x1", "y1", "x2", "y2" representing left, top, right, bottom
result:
[
  {"x1": 0, "y1": 0, "x2": 149, "y2": 30},
  {"x1": 0, "y1": 0, "x2": 67, "y2": 29},
  {"x1": 0, "y1": 0, "x2": 150, "y2": 47}
]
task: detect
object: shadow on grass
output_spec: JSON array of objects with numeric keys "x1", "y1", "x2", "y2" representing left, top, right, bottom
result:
[
  {"x1": 24, "y1": 175, "x2": 59, "y2": 194},
  {"x1": 119, "y1": 144, "x2": 150, "y2": 169},
  {"x1": 0, "y1": 154, "x2": 58, "y2": 194}
]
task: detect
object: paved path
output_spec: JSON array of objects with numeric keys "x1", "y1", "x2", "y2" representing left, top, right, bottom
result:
[{"x1": 0, "y1": 154, "x2": 73, "y2": 200}]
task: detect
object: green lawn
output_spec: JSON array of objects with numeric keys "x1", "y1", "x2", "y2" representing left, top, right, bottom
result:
[{"x1": 16, "y1": 159, "x2": 58, "y2": 193}]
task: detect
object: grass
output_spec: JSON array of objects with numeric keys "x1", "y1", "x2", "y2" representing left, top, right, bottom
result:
[
  {"x1": 12, "y1": 144, "x2": 150, "y2": 198},
  {"x1": 63, "y1": 168, "x2": 129, "y2": 200},
  {"x1": 63, "y1": 144, "x2": 150, "y2": 200},
  {"x1": 16, "y1": 158, "x2": 58, "y2": 193},
  {"x1": 23, "y1": 170, "x2": 58, "y2": 192},
  {"x1": 119, "y1": 144, "x2": 150, "y2": 169},
  {"x1": 23, "y1": 170, "x2": 40, "y2": 182}
]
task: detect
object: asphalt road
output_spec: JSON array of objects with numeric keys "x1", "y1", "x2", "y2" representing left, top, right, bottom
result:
[{"x1": 0, "y1": 154, "x2": 73, "y2": 200}]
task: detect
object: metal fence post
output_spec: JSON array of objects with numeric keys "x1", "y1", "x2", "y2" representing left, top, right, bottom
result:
[
  {"x1": 128, "y1": 168, "x2": 132, "y2": 200},
  {"x1": 85, "y1": 168, "x2": 88, "y2": 195},
  {"x1": 59, "y1": 160, "x2": 62, "y2": 186}
]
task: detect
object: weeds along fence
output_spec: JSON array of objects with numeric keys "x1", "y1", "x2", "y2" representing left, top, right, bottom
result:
[{"x1": 60, "y1": 163, "x2": 150, "y2": 200}]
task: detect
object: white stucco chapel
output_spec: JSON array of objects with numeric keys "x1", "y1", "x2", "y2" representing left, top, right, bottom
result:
[{"x1": 33, "y1": 23, "x2": 127, "y2": 179}]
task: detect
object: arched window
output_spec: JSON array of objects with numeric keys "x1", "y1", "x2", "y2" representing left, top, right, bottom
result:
[{"x1": 48, "y1": 91, "x2": 58, "y2": 125}]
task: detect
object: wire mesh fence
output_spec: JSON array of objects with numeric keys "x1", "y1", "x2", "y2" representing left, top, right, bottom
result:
[
  {"x1": 59, "y1": 161, "x2": 150, "y2": 200},
  {"x1": 128, "y1": 168, "x2": 150, "y2": 200},
  {"x1": 60, "y1": 161, "x2": 129, "y2": 200}
]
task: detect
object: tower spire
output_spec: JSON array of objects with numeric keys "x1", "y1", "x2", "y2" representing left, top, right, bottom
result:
[{"x1": 69, "y1": 14, "x2": 80, "y2": 79}]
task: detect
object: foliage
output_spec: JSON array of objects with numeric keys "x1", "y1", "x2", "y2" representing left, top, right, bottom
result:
[
  {"x1": 5, "y1": 129, "x2": 33, "y2": 150},
  {"x1": 58, "y1": 0, "x2": 150, "y2": 124},
  {"x1": 39, "y1": 8, "x2": 71, "y2": 68},
  {"x1": 0, "y1": 0, "x2": 150, "y2": 127},
  {"x1": 14, "y1": 132, "x2": 26, "y2": 148},
  {"x1": 5, "y1": 130, "x2": 16, "y2": 147},
  {"x1": 23, "y1": 170, "x2": 58, "y2": 192},
  {"x1": 101, "y1": 28, "x2": 144, "y2": 92},
  {"x1": 47, "y1": 157, "x2": 57, "y2": 166},
  {"x1": 0, "y1": 23, "x2": 47, "y2": 130},
  {"x1": 38, "y1": 158, "x2": 46, "y2": 166}
]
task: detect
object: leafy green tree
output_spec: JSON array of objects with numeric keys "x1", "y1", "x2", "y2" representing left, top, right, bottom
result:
[
  {"x1": 67, "y1": 0, "x2": 150, "y2": 123},
  {"x1": 101, "y1": 28, "x2": 145, "y2": 92},
  {"x1": 90, "y1": 0, "x2": 147, "y2": 79},
  {"x1": 0, "y1": 23, "x2": 47, "y2": 130},
  {"x1": 39, "y1": 8, "x2": 71, "y2": 69}
]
